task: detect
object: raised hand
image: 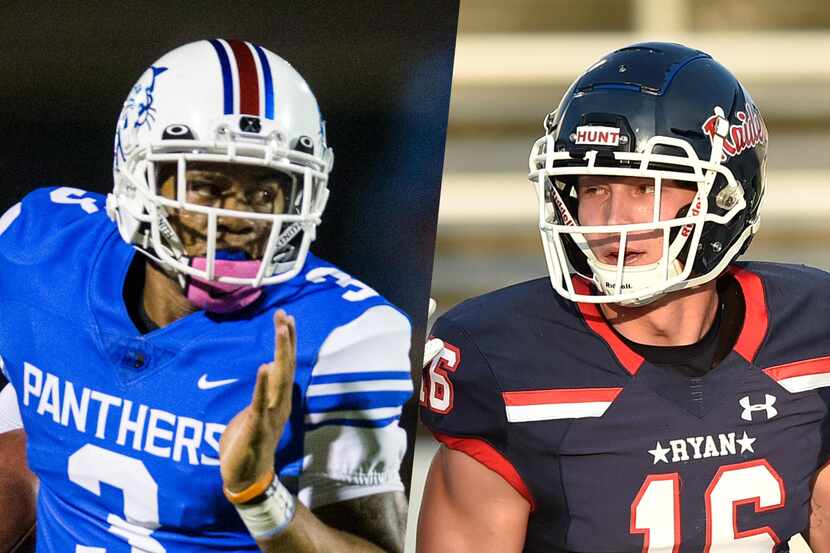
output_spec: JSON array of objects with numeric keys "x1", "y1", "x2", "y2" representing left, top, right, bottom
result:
[{"x1": 220, "y1": 310, "x2": 297, "y2": 494}]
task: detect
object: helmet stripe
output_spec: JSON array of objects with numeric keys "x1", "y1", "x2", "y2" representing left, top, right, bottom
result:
[
  {"x1": 227, "y1": 39, "x2": 260, "y2": 116},
  {"x1": 251, "y1": 43, "x2": 275, "y2": 120},
  {"x1": 208, "y1": 39, "x2": 234, "y2": 115}
]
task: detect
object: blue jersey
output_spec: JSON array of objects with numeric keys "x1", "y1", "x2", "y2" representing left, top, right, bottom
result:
[
  {"x1": 421, "y1": 264, "x2": 830, "y2": 552},
  {"x1": 0, "y1": 187, "x2": 413, "y2": 552}
]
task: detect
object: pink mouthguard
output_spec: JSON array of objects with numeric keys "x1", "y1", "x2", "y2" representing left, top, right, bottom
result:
[{"x1": 186, "y1": 257, "x2": 264, "y2": 314}]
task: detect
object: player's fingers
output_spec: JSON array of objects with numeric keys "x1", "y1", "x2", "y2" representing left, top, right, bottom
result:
[
  {"x1": 251, "y1": 363, "x2": 270, "y2": 416},
  {"x1": 424, "y1": 337, "x2": 444, "y2": 368},
  {"x1": 269, "y1": 310, "x2": 294, "y2": 408},
  {"x1": 287, "y1": 315, "x2": 297, "y2": 369},
  {"x1": 273, "y1": 311, "x2": 288, "y2": 369},
  {"x1": 273, "y1": 311, "x2": 296, "y2": 373},
  {"x1": 273, "y1": 309, "x2": 287, "y2": 364},
  {"x1": 428, "y1": 297, "x2": 437, "y2": 319}
]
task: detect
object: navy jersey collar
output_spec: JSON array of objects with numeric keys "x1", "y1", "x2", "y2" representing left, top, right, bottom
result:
[{"x1": 571, "y1": 266, "x2": 769, "y2": 376}]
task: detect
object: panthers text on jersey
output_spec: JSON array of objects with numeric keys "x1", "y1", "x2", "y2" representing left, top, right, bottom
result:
[
  {"x1": 420, "y1": 264, "x2": 830, "y2": 553},
  {"x1": 0, "y1": 187, "x2": 413, "y2": 552}
]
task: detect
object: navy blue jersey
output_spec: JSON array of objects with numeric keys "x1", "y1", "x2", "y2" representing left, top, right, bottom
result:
[
  {"x1": 0, "y1": 187, "x2": 413, "y2": 552},
  {"x1": 421, "y1": 264, "x2": 830, "y2": 553}
]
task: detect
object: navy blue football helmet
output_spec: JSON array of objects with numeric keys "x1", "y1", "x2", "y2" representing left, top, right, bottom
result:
[{"x1": 529, "y1": 42, "x2": 767, "y2": 304}]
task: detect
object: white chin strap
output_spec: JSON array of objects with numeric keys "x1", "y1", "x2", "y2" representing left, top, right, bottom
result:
[{"x1": 588, "y1": 258, "x2": 685, "y2": 306}]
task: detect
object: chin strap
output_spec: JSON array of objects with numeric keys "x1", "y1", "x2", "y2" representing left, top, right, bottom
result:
[{"x1": 589, "y1": 258, "x2": 686, "y2": 306}]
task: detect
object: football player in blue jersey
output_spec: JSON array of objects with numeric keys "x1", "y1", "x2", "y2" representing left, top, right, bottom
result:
[
  {"x1": 418, "y1": 42, "x2": 830, "y2": 552},
  {"x1": 0, "y1": 39, "x2": 412, "y2": 552}
]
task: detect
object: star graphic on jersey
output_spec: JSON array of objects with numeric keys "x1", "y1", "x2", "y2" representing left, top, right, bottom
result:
[
  {"x1": 649, "y1": 441, "x2": 671, "y2": 464},
  {"x1": 736, "y1": 431, "x2": 756, "y2": 453}
]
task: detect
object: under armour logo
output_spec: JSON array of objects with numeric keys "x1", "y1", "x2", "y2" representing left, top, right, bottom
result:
[{"x1": 739, "y1": 394, "x2": 777, "y2": 421}]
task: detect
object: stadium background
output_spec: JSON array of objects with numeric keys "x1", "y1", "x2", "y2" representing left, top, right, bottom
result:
[{"x1": 407, "y1": 1, "x2": 830, "y2": 551}]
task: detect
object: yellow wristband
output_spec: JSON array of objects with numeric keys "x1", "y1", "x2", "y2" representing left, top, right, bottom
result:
[{"x1": 224, "y1": 470, "x2": 275, "y2": 504}]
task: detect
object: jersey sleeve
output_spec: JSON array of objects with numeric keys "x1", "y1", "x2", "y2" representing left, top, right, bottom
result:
[
  {"x1": 420, "y1": 315, "x2": 533, "y2": 505},
  {"x1": 0, "y1": 187, "x2": 106, "y2": 264},
  {"x1": 0, "y1": 200, "x2": 23, "y2": 253},
  {"x1": 0, "y1": 381, "x2": 23, "y2": 433},
  {"x1": 818, "y1": 387, "x2": 830, "y2": 466},
  {"x1": 298, "y1": 304, "x2": 413, "y2": 509},
  {"x1": 0, "y1": 199, "x2": 24, "y2": 434}
]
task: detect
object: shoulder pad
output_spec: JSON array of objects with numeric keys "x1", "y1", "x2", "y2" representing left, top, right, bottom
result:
[
  {"x1": 420, "y1": 315, "x2": 507, "y2": 446},
  {"x1": 305, "y1": 304, "x2": 413, "y2": 424},
  {"x1": 0, "y1": 187, "x2": 108, "y2": 264}
]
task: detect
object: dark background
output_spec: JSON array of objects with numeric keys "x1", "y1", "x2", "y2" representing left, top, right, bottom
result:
[{"x1": 0, "y1": 1, "x2": 459, "y2": 493}]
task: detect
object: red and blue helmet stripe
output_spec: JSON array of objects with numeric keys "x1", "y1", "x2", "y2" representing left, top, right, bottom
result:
[
  {"x1": 251, "y1": 43, "x2": 275, "y2": 120},
  {"x1": 208, "y1": 39, "x2": 275, "y2": 120}
]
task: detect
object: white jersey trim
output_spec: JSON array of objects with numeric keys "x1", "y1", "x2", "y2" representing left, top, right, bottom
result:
[
  {"x1": 0, "y1": 383, "x2": 23, "y2": 433},
  {"x1": 309, "y1": 304, "x2": 411, "y2": 376},
  {"x1": 773, "y1": 373, "x2": 830, "y2": 394},
  {"x1": 0, "y1": 202, "x2": 21, "y2": 237},
  {"x1": 307, "y1": 380, "x2": 413, "y2": 397},
  {"x1": 505, "y1": 401, "x2": 613, "y2": 422},
  {"x1": 304, "y1": 406, "x2": 402, "y2": 425}
]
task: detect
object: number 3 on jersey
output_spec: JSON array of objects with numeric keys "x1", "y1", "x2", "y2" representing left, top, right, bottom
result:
[
  {"x1": 50, "y1": 187, "x2": 100, "y2": 214},
  {"x1": 306, "y1": 267, "x2": 378, "y2": 302},
  {"x1": 631, "y1": 459, "x2": 785, "y2": 552},
  {"x1": 68, "y1": 444, "x2": 165, "y2": 553}
]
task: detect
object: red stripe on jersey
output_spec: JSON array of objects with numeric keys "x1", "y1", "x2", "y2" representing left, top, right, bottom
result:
[
  {"x1": 433, "y1": 432, "x2": 536, "y2": 511},
  {"x1": 502, "y1": 387, "x2": 622, "y2": 406},
  {"x1": 572, "y1": 277, "x2": 644, "y2": 375},
  {"x1": 728, "y1": 266, "x2": 768, "y2": 363},
  {"x1": 228, "y1": 39, "x2": 260, "y2": 116},
  {"x1": 763, "y1": 355, "x2": 830, "y2": 381}
]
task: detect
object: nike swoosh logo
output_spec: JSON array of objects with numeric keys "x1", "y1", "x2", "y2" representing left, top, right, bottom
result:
[{"x1": 198, "y1": 374, "x2": 238, "y2": 390}]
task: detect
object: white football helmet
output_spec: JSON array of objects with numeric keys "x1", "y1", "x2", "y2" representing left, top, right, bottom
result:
[{"x1": 107, "y1": 39, "x2": 333, "y2": 287}]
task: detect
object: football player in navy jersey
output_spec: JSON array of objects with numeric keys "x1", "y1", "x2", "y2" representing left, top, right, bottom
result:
[
  {"x1": 418, "y1": 42, "x2": 830, "y2": 552},
  {"x1": 0, "y1": 40, "x2": 412, "y2": 552}
]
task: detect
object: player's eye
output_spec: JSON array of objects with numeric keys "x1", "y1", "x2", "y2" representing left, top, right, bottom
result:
[
  {"x1": 254, "y1": 188, "x2": 275, "y2": 203},
  {"x1": 245, "y1": 184, "x2": 280, "y2": 211},
  {"x1": 636, "y1": 183, "x2": 656, "y2": 195},
  {"x1": 579, "y1": 185, "x2": 602, "y2": 197},
  {"x1": 191, "y1": 180, "x2": 225, "y2": 198}
]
